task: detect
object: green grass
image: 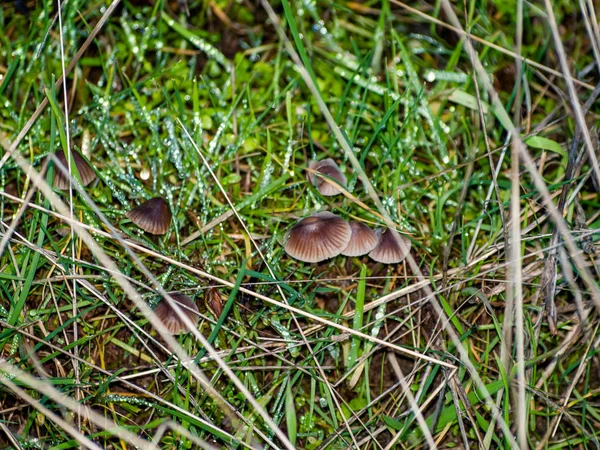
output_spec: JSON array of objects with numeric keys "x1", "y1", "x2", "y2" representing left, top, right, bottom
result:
[{"x1": 1, "y1": 0, "x2": 600, "y2": 448}]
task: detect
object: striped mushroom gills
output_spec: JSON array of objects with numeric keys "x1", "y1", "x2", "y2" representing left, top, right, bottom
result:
[
  {"x1": 53, "y1": 150, "x2": 96, "y2": 190},
  {"x1": 341, "y1": 221, "x2": 379, "y2": 257},
  {"x1": 153, "y1": 292, "x2": 199, "y2": 335},
  {"x1": 308, "y1": 159, "x2": 347, "y2": 196},
  {"x1": 126, "y1": 197, "x2": 172, "y2": 235},
  {"x1": 284, "y1": 212, "x2": 352, "y2": 263},
  {"x1": 368, "y1": 228, "x2": 411, "y2": 264}
]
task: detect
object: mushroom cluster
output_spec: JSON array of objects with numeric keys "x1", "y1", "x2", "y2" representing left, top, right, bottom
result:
[
  {"x1": 284, "y1": 158, "x2": 411, "y2": 264},
  {"x1": 284, "y1": 212, "x2": 409, "y2": 264},
  {"x1": 50, "y1": 149, "x2": 410, "y2": 336}
]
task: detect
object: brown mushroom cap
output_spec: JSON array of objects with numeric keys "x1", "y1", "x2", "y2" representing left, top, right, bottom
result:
[
  {"x1": 284, "y1": 211, "x2": 352, "y2": 263},
  {"x1": 205, "y1": 287, "x2": 224, "y2": 318},
  {"x1": 341, "y1": 221, "x2": 380, "y2": 257},
  {"x1": 53, "y1": 150, "x2": 96, "y2": 190},
  {"x1": 368, "y1": 228, "x2": 411, "y2": 264},
  {"x1": 308, "y1": 159, "x2": 347, "y2": 196},
  {"x1": 153, "y1": 292, "x2": 199, "y2": 335},
  {"x1": 126, "y1": 197, "x2": 172, "y2": 235}
]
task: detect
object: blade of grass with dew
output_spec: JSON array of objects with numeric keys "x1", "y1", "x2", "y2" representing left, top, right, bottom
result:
[
  {"x1": 348, "y1": 263, "x2": 367, "y2": 369},
  {"x1": 111, "y1": 398, "x2": 237, "y2": 444},
  {"x1": 285, "y1": 376, "x2": 298, "y2": 447},
  {"x1": 358, "y1": 95, "x2": 404, "y2": 165},
  {"x1": 45, "y1": 87, "x2": 87, "y2": 189},
  {"x1": 395, "y1": 37, "x2": 449, "y2": 168},
  {"x1": 160, "y1": 11, "x2": 231, "y2": 71},
  {"x1": 270, "y1": 315, "x2": 300, "y2": 358},
  {"x1": 6, "y1": 192, "x2": 50, "y2": 327},
  {"x1": 243, "y1": 269, "x2": 302, "y2": 302},
  {"x1": 0, "y1": 273, "x2": 24, "y2": 281},
  {"x1": 0, "y1": 57, "x2": 20, "y2": 98},
  {"x1": 280, "y1": 0, "x2": 320, "y2": 95},
  {"x1": 524, "y1": 135, "x2": 565, "y2": 155},
  {"x1": 448, "y1": 89, "x2": 515, "y2": 132},
  {"x1": 332, "y1": 48, "x2": 374, "y2": 126},
  {"x1": 348, "y1": 301, "x2": 387, "y2": 390}
]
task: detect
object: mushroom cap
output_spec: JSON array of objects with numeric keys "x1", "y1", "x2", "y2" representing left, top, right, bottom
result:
[
  {"x1": 368, "y1": 228, "x2": 411, "y2": 264},
  {"x1": 308, "y1": 159, "x2": 347, "y2": 196},
  {"x1": 284, "y1": 211, "x2": 352, "y2": 263},
  {"x1": 53, "y1": 150, "x2": 96, "y2": 190},
  {"x1": 205, "y1": 287, "x2": 224, "y2": 318},
  {"x1": 126, "y1": 197, "x2": 172, "y2": 235},
  {"x1": 153, "y1": 292, "x2": 199, "y2": 335},
  {"x1": 341, "y1": 221, "x2": 380, "y2": 257}
]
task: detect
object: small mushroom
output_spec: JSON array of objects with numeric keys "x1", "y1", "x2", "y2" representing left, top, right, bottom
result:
[
  {"x1": 368, "y1": 228, "x2": 411, "y2": 264},
  {"x1": 308, "y1": 159, "x2": 347, "y2": 196},
  {"x1": 341, "y1": 221, "x2": 379, "y2": 257},
  {"x1": 126, "y1": 197, "x2": 172, "y2": 235},
  {"x1": 284, "y1": 211, "x2": 352, "y2": 263},
  {"x1": 153, "y1": 292, "x2": 199, "y2": 335},
  {"x1": 53, "y1": 150, "x2": 96, "y2": 190},
  {"x1": 205, "y1": 287, "x2": 224, "y2": 318}
]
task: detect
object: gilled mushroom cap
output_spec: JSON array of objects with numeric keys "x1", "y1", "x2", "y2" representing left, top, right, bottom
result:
[
  {"x1": 368, "y1": 228, "x2": 411, "y2": 264},
  {"x1": 341, "y1": 221, "x2": 379, "y2": 257},
  {"x1": 53, "y1": 150, "x2": 96, "y2": 190},
  {"x1": 284, "y1": 211, "x2": 352, "y2": 263},
  {"x1": 308, "y1": 159, "x2": 347, "y2": 196},
  {"x1": 205, "y1": 287, "x2": 224, "y2": 318},
  {"x1": 126, "y1": 197, "x2": 172, "y2": 235},
  {"x1": 154, "y1": 292, "x2": 199, "y2": 335}
]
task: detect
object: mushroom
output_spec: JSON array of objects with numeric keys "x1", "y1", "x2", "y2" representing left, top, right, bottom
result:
[
  {"x1": 341, "y1": 221, "x2": 379, "y2": 257},
  {"x1": 205, "y1": 287, "x2": 224, "y2": 318},
  {"x1": 284, "y1": 211, "x2": 352, "y2": 263},
  {"x1": 53, "y1": 150, "x2": 96, "y2": 190},
  {"x1": 368, "y1": 228, "x2": 411, "y2": 264},
  {"x1": 308, "y1": 159, "x2": 347, "y2": 196},
  {"x1": 126, "y1": 197, "x2": 172, "y2": 235},
  {"x1": 153, "y1": 292, "x2": 199, "y2": 335}
]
